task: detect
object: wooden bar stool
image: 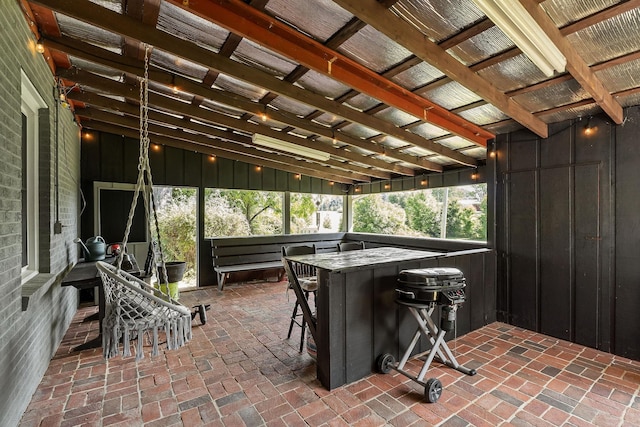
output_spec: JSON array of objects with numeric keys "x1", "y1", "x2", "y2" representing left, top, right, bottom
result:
[{"x1": 282, "y1": 244, "x2": 317, "y2": 352}]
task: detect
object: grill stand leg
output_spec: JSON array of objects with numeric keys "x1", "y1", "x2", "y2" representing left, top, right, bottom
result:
[
  {"x1": 391, "y1": 304, "x2": 476, "y2": 384},
  {"x1": 411, "y1": 306, "x2": 476, "y2": 377}
]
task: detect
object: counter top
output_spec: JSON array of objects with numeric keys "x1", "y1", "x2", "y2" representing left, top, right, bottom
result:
[{"x1": 286, "y1": 247, "x2": 443, "y2": 273}]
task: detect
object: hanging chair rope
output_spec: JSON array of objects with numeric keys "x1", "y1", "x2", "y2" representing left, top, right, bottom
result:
[
  {"x1": 99, "y1": 44, "x2": 192, "y2": 360},
  {"x1": 116, "y1": 44, "x2": 168, "y2": 284}
]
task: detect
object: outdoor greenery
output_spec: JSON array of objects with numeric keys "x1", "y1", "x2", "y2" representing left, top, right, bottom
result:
[
  {"x1": 152, "y1": 184, "x2": 486, "y2": 285},
  {"x1": 353, "y1": 184, "x2": 487, "y2": 241}
]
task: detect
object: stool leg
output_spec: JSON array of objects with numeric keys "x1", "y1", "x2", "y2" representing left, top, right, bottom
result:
[
  {"x1": 299, "y1": 316, "x2": 306, "y2": 353},
  {"x1": 287, "y1": 300, "x2": 299, "y2": 339}
]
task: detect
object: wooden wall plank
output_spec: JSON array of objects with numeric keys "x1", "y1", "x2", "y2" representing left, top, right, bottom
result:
[
  {"x1": 574, "y1": 164, "x2": 600, "y2": 348},
  {"x1": 539, "y1": 167, "x2": 571, "y2": 340},
  {"x1": 614, "y1": 106, "x2": 640, "y2": 359},
  {"x1": 262, "y1": 167, "x2": 276, "y2": 191},
  {"x1": 249, "y1": 164, "x2": 262, "y2": 189},
  {"x1": 100, "y1": 132, "x2": 124, "y2": 182},
  {"x1": 164, "y1": 146, "x2": 184, "y2": 185},
  {"x1": 184, "y1": 150, "x2": 202, "y2": 187},
  {"x1": 507, "y1": 171, "x2": 538, "y2": 330},
  {"x1": 345, "y1": 269, "x2": 374, "y2": 383},
  {"x1": 149, "y1": 144, "x2": 165, "y2": 184},
  {"x1": 202, "y1": 155, "x2": 218, "y2": 188},
  {"x1": 218, "y1": 157, "x2": 234, "y2": 188},
  {"x1": 123, "y1": 137, "x2": 139, "y2": 183}
]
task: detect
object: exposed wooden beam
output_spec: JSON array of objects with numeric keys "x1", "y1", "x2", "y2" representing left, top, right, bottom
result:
[
  {"x1": 43, "y1": 36, "x2": 447, "y2": 172},
  {"x1": 31, "y1": 1, "x2": 469, "y2": 168},
  {"x1": 559, "y1": 0, "x2": 640, "y2": 36},
  {"x1": 439, "y1": 18, "x2": 495, "y2": 50},
  {"x1": 77, "y1": 108, "x2": 371, "y2": 182},
  {"x1": 68, "y1": 91, "x2": 382, "y2": 181},
  {"x1": 83, "y1": 120, "x2": 354, "y2": 184},
  {"x1": 58, "y1": 67, "x2": 415, "y2": 176},
  {"x1": 520, "y1": 0, "x2": 624, "y2": 124},
  {"x1": 331, "y1": 0, "x2": 548, "y2": 138},
  {"x1": 174, "y1": 0, "x2": 494, "y2": 146}
]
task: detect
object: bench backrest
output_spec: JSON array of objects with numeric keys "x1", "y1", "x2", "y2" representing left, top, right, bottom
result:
[{"x1": 210, "y1": 233, "x2": 345, "y2": 268}]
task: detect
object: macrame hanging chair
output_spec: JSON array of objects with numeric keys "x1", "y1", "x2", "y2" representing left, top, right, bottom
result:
[{"x1": 96, "y1": 45, "x2": 192, "y2": 360}]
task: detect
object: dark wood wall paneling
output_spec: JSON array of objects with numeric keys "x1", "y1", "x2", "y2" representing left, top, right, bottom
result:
[
  {"x1": 81, "y1": 131, "x2": 355, "y2": 286},
  {"x1": 614, "y1": 106, "x2": 640, "y2": 359},
  {"x1": 81, "y1": 131, "x2": 347, "y2": 238},
  {"x1": 496, "y1": 107, "x2": 639, "y2": 360}
]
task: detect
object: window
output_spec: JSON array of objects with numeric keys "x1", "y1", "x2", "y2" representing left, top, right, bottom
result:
[
  {"x1": 204, "y1": 189, "x2": 283, "y2": 237},
  {"x1": 21, "y1": 71, "x2": 46, "y2": 282},
  {"x1": 352, "y1": 184, "x2": 487, "y2": 241},
  {"x1": 93, "y1": 182, "x2": 149, "y2": 265},
  {"x1": 290, "y1": 193, "x2": 343, "y2": 233}
]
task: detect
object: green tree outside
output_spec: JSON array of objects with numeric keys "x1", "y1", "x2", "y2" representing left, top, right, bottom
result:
[
  {"x1": 405, "y1": 192, "x2": 441, "y2": 237},
  {"x1": 353, "y1": 194, "x2": 407, "y2": 234}
]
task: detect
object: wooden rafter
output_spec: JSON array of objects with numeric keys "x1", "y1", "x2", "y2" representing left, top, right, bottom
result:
[
  {"x1": 84, "y1": 120, "x2": 355, "y2": 184},
  {"x1": 520, "y1": 0, "x2": 624, "y2": 124},
  {"x1": 32, "y1": 0, "x2": 472, "y2": 169},
  {"x1": 331, "y1": 0, "x2": 549, "y2": 138},
  {"x1": 77, "y1": 108, "x2": 372, "y2": 183},
  {"x1": 68, "y1": 91, "x2": 383, "y2": 181},
  {"x1": 42, "y1": 35, "x2": 447, "y2": 172},
  {"x1": 57, "y1": 67, "x2": 416, "y2": 177},
  {"x1": 173, "y1": 0, "x2": 494, "y2": 146}
]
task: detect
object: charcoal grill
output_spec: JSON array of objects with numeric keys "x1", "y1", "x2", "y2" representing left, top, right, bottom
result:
[{"x1": 377, "y1": 267, "x2": 477, "y2": 403}]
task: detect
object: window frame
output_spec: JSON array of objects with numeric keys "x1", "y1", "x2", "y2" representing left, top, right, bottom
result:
[{"x1": 20, "y1": 70, "x2": 46, "y2": 283}]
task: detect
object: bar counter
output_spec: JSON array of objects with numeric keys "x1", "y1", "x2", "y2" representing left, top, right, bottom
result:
[{"x1": 287, "y1": 247, "x2": 445, "y2": 389}]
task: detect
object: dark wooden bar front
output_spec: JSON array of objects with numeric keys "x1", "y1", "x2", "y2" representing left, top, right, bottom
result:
[{"x1": 287, "y1": 247, "x2": 496, "y2": 390}]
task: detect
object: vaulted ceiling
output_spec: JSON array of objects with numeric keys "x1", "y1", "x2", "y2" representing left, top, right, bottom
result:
[{"x1": 21, "y1": 0, "x2": 640, "y2": 184}]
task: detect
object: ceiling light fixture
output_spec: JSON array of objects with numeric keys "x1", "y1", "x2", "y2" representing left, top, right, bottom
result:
[
  {"x1": 472, "y1": 0, "x2": 566, "y2": 77},
  {"x1": 252, "y1": 133, "x2": 330, "y2": 161}
]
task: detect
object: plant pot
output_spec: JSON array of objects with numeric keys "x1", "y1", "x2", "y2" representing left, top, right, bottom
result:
[{"x1": 157, "y1": 261, "x2": 186, "y2": 283}]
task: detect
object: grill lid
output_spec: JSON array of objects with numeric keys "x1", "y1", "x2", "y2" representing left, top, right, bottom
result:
[{"x1": 398, "y1": 267, "x2": 465, "y2": 287}]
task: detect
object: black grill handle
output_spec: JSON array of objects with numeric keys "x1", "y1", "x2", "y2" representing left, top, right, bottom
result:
[{"x1": 395, "y1": 288, "x2": 416, "y2": 299}]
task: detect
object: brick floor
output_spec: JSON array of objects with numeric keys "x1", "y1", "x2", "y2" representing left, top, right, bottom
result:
[{"x1": 19, "y1": 280, "x2": 640, "y2": 426}]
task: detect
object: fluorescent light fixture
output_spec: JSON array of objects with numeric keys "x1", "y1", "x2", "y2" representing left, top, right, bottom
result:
[
  {"x1": 472, "y1": 0, "x2": 566, "y2": 77},
  {"x1": 251, "y1": 133, "x2": 330, "y2": 161}
]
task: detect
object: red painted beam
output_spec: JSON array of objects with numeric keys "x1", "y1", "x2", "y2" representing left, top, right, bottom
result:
[{"x1": 176, "y1": 0, "x2": 493, "y2": 146}]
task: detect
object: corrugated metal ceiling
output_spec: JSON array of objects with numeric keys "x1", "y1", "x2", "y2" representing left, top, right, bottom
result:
[{"x1": 28, "y1": 0, "x2": 640, "y2": 185}]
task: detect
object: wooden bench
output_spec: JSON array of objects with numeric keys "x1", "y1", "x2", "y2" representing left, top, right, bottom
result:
[{"x1": 210, "y1": 233, "x2": 345, "y2": 290}]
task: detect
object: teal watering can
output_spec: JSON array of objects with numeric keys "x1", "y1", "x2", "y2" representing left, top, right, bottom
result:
[{"x1": 74, "y1": 236, "x2": 106, "y2": 261}]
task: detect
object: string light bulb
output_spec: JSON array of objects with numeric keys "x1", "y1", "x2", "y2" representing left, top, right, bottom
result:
[
  {"x1": 584, "y1": 117, "x2": 596, "y2": 136},
  {"x1": 209, "y1": 155, "x2": 216, "y2": 162},
  {"x1": 471, "y1": 169, "x2": 479, "y2": 180},
  {"x1": 35, "y1": 42, "x2": 45, "y2": 54},
  {"x1": 256, "y1": 165, "x2": 262, "y2": 172},
  {"x1": 260, "y1": 104, "x2": 268, "y2": 122}
]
